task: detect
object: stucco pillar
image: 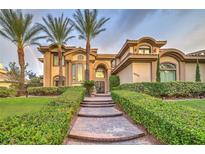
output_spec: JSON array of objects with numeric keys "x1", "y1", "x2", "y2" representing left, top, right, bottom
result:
[
  {"x1": 44, "y1": 52, "x2": 51, "y2": 87},
  {"x1": 107, "y1": 69, "x2": 111, "y2": 93},
  {"x1": 68, "y1": 61, "x2": 72, "y2": 86},
  {"x1": 179, "y1": 61, "x2": 185, "y2": 81},
  {"x1": 65, "y1": 61, "x2": 68, "y2": 86},
  {"x1": 151, "y1": 60, "x2": 157, "y2": 82}
]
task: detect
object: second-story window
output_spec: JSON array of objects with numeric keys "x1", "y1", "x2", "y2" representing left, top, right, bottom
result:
[
  {"x1": 53, "y1": 53, "x2": 65, "y2": 66},
  {"x1": 138, "y1": 45, "x2": 151, "y2": 54}
]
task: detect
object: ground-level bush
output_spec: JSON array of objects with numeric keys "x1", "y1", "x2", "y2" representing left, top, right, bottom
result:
[
  {"x1": 112, "y1": 90, "x2": 205, "y2": 144},
  {"x1": 0, "y1": 86, "x2": 85, "y2": 144},
  {"x1": 28, "y1": 86, "x2": 68, "y2": 96},
  {"x1": 109, "y1": 75, "x2": 120, "y2": 90},
  {"x1": 115, "y1": 82, "x2": 205, "y2": 98},
  {"x1": 0, "y1": 87, "x2": 16, "y2": 98}
]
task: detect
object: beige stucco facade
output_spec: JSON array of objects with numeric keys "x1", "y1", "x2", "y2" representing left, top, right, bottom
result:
[{"x1": 38, "y1": 37, "x2": 205, "y2": 93}]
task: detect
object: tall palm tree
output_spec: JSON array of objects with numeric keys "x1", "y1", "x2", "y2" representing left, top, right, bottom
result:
[
  {"x1": 0, "y1": 9, "x2": 42, "y2": 95},
  {"x1": 37, "y1": 14, "x2": 74, "y2": 86},
  {"x1": 73, "y1": 9, "x2": 110, "y2": 80}
]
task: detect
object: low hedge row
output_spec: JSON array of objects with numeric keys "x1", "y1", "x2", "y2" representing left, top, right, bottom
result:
[
  {"x1": 0, "y1": 86, "x2": 85, "y2": 144},
  {"x1": 0, "y1": 87, "x2": 16, "y2": 97},
  {"x1": 28, "y1": 87, "x2": 68, "y2": 96},
  {"x1": 115, "y1": 82, "x2": 205, "y2": 98},
  {"x1": 112, "y1": 90, "x2": 205, "y2": 144}
]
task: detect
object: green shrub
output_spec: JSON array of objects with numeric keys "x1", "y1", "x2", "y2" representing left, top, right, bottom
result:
[
  {"x1": 0, "y1": 86, "x2": 85, "y2": 144},
  {"x1": 112, "y1": 90, "x2": 205, "y2": 144},
  {"x1": 28, "y1": 87, "x2": 68, "y2": 96},
  {"x1": 0, "y1": 87, "x2": 16, "y2": 97},
  {"x1": 109, "y1": 75, "x2": 120, "y2": 90},
  {"x1": 83, "y1": 80, "x2": 94, "y2": 96},
  {"x1": 116, "y1": 82, "x2": 205, "y2": 98}
]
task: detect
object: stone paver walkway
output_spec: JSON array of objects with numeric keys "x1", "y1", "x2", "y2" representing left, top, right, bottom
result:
[{"x1": 65, "y1": 94, "x2": 159, "y2": 145}]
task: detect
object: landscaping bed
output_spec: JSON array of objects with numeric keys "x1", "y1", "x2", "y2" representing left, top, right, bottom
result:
[
  {"x1": 115, "y1": 82, "x2": 205, "y2": 98},
  {"x1": 0, "y1": 86, "x2": 85, "y2": 145},
  {"x1": 28, "y1": 86, "x2": 69, "y2": 96},
  {"x1": 111, "y1": 90, "x2": 205, "y2": 144},
  {"x1": 0, "y1": 87, "x2": 16, "y2": 97}
]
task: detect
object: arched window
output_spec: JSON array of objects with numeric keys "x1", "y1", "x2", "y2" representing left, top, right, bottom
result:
[
  {"x1": 160, "y1": 63, "x2": 176, "y2": 82},
  {"x1": 138, "y1": 45, "x2": 151, "y2": 54},
  {"x1": 77, "y1": 55, "x2": 84, "y2": 61},
  {"x1": 53, "y1": 76, "x2": 65, "y2": 86}
]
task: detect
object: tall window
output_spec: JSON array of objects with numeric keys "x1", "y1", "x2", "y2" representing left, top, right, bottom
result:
[
  {"x1": 138, "y1": 45, "x2": 151, "y2": 54},
  {"x1": 160, "y1": 63, "x2": 176, "y2": 82},
  {"x1": 72, "y1": 63, "x2": 84, "y2": 82},
  {"x1": 53, "y1": 53, "x2": 65, "y2": 66},
  {"x1": 96, "y1": 67, "x2": 105, "y2": 78}
]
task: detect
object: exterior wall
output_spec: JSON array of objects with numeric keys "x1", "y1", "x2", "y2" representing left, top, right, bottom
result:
[
  {"x1": 185, "y1": 63, "x2": 196, "y2": 81},
  {"x1": 0, "y1": 82, "x2": 11, "y2": 88},
  {"x1": 185, "y1": 63, "x2": 205, "y2": 82},
  {"x1": 132, "y1": 62, "x2": 151, "y2": 82},
  {"x1": 117, "y1": 64, "x2": 133, "y2": 84},
  {"x1": 200, "y1": 64, "x2": 205, "y2": 82}
]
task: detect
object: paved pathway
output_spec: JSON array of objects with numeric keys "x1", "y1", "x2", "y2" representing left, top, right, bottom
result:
[{"x1": 65, "y1": 94, "x2": 159, "y2": 145}]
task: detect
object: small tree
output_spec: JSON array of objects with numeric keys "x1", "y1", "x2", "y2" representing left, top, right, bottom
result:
[
  {"x1": 156, "y1": 54, "x2": 161, "y2": 82},
  {"x1": 109, "y1": 75, "x2": 120, "y2": 90},
  {"x1": 195, "y1": 59, "x2": 201, "y2": 82}
]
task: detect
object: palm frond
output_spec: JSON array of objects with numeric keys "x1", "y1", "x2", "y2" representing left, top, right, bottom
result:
[
  {"x1": 37, "y1": 13, "x2": 74, "y2": 45},
  {"x1": 73, "y1": 9, "x2": 110, "y2": 41}
]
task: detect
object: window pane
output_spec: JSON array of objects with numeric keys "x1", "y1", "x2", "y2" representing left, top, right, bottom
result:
[
  {"x1": 160, "y1": 71, "x2": 176, "y2": 82},
  {"x1": 54, "y1": 55, "x2": 59, "y2": 65},
  {"x1": 77, "y1": 64, "x2": 83, "y2": 82},
  {"x1": 96, "y1": 68, "x2": 105, "y2": 78}
]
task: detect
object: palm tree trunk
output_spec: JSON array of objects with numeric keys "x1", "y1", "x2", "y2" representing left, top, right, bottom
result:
[
  {"x1": 58, "y1": 45, "x2": 63, "y2": 86},
  {"x1": 85, "y1": 40, "x2": 90, "y2": 80},
  {"x1": 17, "y1": 46, "x2": 25, "y2": 96}
]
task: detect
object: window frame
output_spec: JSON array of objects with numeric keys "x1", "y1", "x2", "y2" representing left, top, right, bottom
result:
[
  {"x1": 72, "y1": 63, "x2": 85, "y2": 83},
  {"x1": 53, "y1": 53, "x2": 65, "y2": 66},
  {"x1": 160, "y1": 62, "x2": 177, "y2": 82},
  {"x1": 138, "y1": 45, "x2": 151, "y2": 54}
]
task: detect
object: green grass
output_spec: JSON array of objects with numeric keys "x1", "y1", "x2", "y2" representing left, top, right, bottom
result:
[
  {"x1": 167, "y1": 99, "x2": 205, "y2": 112},
  {"x1": 0, "y1": 97, "x2": 52, "y2": 119}
]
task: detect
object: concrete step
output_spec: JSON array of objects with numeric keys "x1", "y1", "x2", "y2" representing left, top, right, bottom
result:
[
  {"x1": 82, "y1": 101, "x2": 115, "y2": 105},
  {"x1": 81, "y1": 104, "x2": 115, "y2": 108},
  {"x1": 68, "y1": 116, "x2": 145, "y2": 142},
  {"x1": 66, "y1": 137, "x2": 153, "y2": 145},
  {"x1": 84, "y1": 97, "x2": 112, "y2": 102},
  {"x1": 95, "y1": 94, "x2": 111, "y2": 97},
  {"x1": 78, "y1": 107, "x2": 123, "y2": 118}
]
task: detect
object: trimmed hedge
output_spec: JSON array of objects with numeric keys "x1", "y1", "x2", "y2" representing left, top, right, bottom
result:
[
  {"x1": 0, "y1": 87, "x2": 16, "y2": 98},
  {"x1": 115, "y1": 82, "x2": 205, "y2": 98},
  {"x1": 0, "y1": 86, "x2": 85, "y2": 144},
  {"x1": 28, "y1": 87, "x2": 68, "y2": 96},
  {"x1": 112, "y1": 90, "x2": 205, "y2": 144}
]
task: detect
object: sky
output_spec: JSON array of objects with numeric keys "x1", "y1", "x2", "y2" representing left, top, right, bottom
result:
[{"x1": 1, "y1": 9, "x2": 205, "y2": 75}]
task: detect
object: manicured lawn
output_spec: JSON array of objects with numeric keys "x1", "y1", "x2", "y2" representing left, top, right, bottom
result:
[
  {"x1": 167, "y1": 99, "x2": 205, "y2": 112},
  {"x1": 0, "y1": 97, "x2": 52, "y2": 119}
]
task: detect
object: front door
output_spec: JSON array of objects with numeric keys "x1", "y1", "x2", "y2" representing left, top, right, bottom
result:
[{"x1": 95, "y1": 81, "x2": 105, "y2": 93}]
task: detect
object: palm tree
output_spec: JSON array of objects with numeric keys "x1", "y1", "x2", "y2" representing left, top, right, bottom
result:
[
  {"x1": 0, "y1": 9, "x2": 42, "y2": 95},
  {"x1": 37, "y1": 14, "x2": 74, "y2": 86},
  {"x1": 73, "y1": 9, "x2": 110, "y2": 80}
]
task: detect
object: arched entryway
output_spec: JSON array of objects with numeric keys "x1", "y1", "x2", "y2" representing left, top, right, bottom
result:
[{"x1": 95, "y1": 64, "x2": 108, "y2": 93}]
